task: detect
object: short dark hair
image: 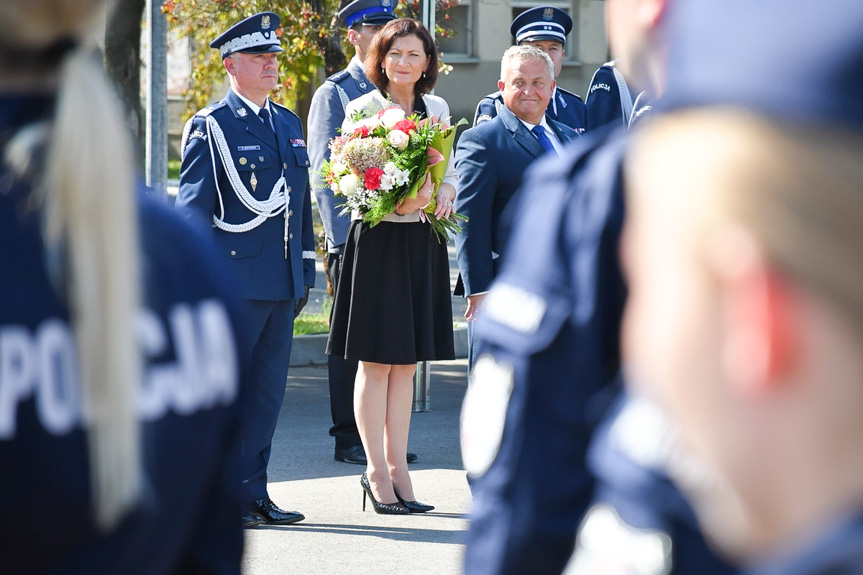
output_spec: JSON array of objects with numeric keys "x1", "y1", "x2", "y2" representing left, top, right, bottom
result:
[{"x1": 364, "y1": 18, "x2": 438, "y2": 96}]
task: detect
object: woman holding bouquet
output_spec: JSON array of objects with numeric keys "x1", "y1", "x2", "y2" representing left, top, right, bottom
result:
[{"x1": 326, "y1": 18, "x2": 458, "y2": 514}]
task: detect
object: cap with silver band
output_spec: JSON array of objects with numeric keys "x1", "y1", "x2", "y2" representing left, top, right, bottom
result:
[{"x1": 210, "y1": 12, "x2": 284, "y2": 59}]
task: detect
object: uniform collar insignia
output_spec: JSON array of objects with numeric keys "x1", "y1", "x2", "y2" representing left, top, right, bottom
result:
[{"x1": 237, "y1": 107, "x2": 248, "y2": 117}]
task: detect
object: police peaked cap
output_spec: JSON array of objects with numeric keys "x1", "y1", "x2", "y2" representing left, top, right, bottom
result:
[
  {"x1": 339, "y1": 0, "x2": 398, "y2": 28},
  {"x1": 210, "y1": 12, "x2": 284, "y2": 59},
  {"x1": 511, "y1": 6, "x2": 572, "y2": 45},
  {"x1": 664, "y1": 0, "x2": 863, "y2": 128}
]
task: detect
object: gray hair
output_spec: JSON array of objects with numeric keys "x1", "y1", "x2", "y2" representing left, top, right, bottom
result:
[{"x1": 500, "y1": 45, "x2": 555, "y2": 82}]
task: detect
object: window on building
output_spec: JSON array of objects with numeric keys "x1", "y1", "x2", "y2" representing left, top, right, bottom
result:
[{"x1": 437, "y1": 0, "x2": 474, "y2": 59}]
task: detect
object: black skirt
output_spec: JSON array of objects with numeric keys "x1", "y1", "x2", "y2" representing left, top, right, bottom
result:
[{"x1": 326, "y1": 219, "x2": 455, "y2": 365}]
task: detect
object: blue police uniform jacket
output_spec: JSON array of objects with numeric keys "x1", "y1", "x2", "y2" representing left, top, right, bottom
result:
[
  {"x1": 473, "y1": 87, "x2": 586, "y2": 133},
  {"x1": 454, "y1": 104, "x2": 579, "y2": 296},
  {"x1": 307, "y1": 57, "x2": 375, "y2": 253},
  {"x1": 0, "y1": 95, "x2": 248, "y2": 574},
  {"x1": 585, "y1": 62, "x2": 635, "y2": 132},
  {"x1": 176, "y1": 88, "x2": 316, "y2": 301},
  {"x1": 576, "y1": 391, "x2": 737, "y2": 574},
  {"x1": 461, "y1": 126, "x2": 628, "y2": 575}
]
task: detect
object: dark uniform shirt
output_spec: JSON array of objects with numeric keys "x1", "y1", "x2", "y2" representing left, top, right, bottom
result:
[{"x1": 0, "y1": 95, "x2": 247, "y2": 574}]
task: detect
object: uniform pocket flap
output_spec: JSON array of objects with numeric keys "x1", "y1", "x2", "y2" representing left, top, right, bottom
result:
[{"x1": 475, "y1": 281, "x2": 570, "y2": 354}]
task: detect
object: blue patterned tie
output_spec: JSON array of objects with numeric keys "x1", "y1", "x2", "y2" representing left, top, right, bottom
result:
[{"x1": 531, "y1": 125, "x2": 557, "y2": 156}]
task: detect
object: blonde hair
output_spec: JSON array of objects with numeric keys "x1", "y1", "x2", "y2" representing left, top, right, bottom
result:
[
  {"x1": 628, "y1": 108, "x2": 863, "y2": 330},
  {"x1": 2, "y1": 0, "x2": 142, "y2": 530}
]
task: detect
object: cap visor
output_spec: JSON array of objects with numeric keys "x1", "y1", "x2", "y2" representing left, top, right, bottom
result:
[{"x1": 238, "y1": 45, "x2": 284, "y2": 54}]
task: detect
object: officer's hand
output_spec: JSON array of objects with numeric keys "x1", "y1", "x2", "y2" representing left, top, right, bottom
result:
[
  {"x1": 465, "y1": 293, "x2": 486, "y2": 322},
  {"x1": 295, "y1": 285, "x2": 311, "y2": 318}
]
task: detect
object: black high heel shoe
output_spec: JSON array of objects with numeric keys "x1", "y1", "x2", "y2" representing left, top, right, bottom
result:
[
  {"x1": 394, "y1": 489, "x2": 435, "y2": 513},
  {"x1": 361, "y1": 473, "x2": 409, "y2": 515}
]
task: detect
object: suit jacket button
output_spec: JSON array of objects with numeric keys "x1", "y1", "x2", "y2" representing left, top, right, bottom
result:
[{"x1": 230, "y1": 250, "x2": 237, "y2": 256}]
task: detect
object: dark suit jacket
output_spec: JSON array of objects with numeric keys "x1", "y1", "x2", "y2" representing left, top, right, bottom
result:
[
  {"x1": 176, "y1": 88, "x2": 316, "y2": 301},
  {"x1": 454, "y1": 104, "x2": 579, "y2": 296}
]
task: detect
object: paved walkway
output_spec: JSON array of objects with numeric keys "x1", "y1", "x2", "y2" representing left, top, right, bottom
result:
[{"x1": 242, "y1": 359, "x2": 472, "y2": 575}]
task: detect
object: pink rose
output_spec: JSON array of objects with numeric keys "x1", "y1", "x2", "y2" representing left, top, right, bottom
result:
[{"x1": 387, "y1": 129, "x2": 410, "y2": 151}]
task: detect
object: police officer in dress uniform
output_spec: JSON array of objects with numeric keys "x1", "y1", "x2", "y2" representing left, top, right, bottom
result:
[
  {"x1": 618, "y1": 1, "x2": 863, "y2": 573},
  {"x1": 460, "y1": 0, "x2": 735, "y2": 573},
  {"x1": 584, "y1": 60, "x2": 635, "y2": 131},
  {"x1": 472, "y1": 6, "x2": 587, "y2": 133},
  {"x1": 176, "y1": 11, "x2": 316, "y2": 527},
  {"x1": 454, "y1": 45, "x2": 579, "y2": 372},
  {"x1": 0, "y1": 0, "x2": 247, "y2": 571},
  {"x1": 307, "y1": 0, "x2": 416, "y2": 466}
]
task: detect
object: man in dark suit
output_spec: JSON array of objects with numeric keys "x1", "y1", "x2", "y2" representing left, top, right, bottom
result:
[
  {"x1": 176, "y1": 11, "x2": 316, "y2": 527},
  {"x1": 455, "y1": 45, "x2": 578, "y2": 370},
  {"x1": 473, "y1": 7, "x2": 586, "y2": 133},
  {"x1": 307, "y1": 0, "x2": 416, "y2": 466}
]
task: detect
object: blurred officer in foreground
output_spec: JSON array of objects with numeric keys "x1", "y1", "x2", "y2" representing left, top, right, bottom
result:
[
  {"x1": 461, "y1": 0, "x2": 734, "y2": 573},
  {"x1": 176, "y1": 11, "x2": 316, "y2": 526},
  {"x1": 473, "y1": 6, "x2": 586, "y2": 133},
  {"x1": 622, "y1": 1, "x2": 863, "y2": 572},
  {"x1": 307, "y1": 0, "x2": 416, "y2": 466},
  {"x1": 0, "y1": 0, "x2": 247, "y2": 572},
  {"x1": 584, "y1": 60, "x2": 635, "y2": 131},
  {"x1": 454, "y1": 45, "x2": 579, "y2": 371}
]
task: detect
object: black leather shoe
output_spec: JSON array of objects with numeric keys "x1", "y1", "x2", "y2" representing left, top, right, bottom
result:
[
  {"x1": 254, "y1": 497, "x2": 305, "y2": 525},
  {"x1": 335, "y1": 445, "x2": 418, "y2": 465},
  {"x1": 334, "y1": 444, "x2": 367, "y2": 465},
  {"x1": 242, "y1": 512, "x2": 264, "y2": 528}
]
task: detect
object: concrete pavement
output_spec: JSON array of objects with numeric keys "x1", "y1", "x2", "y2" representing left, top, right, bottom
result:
[{"x1": 242, "y1": 359, "x2": 472, "y2": 575}]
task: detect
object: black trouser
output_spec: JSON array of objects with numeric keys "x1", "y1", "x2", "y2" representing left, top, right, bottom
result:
[{"x1": 327, "y1": 250, "x2": 361, "y2": 450}]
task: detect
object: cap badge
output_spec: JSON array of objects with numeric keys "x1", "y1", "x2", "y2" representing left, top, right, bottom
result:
[
  {"x1": 543, "y1": 7, "x2": 554, "y2": 20},
  {"x1": 262, "y1": 15, "x2": 271, "y2": 29},
  {"x1": 382, "y1": 0, "x2": 392, "y2": 6}
]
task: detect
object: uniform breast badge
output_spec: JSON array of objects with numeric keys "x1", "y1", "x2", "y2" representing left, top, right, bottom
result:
[{"x1": 250, "y1": 171, "x2": 258, "y2": 192}]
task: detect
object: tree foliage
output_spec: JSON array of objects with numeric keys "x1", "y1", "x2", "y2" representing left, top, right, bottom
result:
[{"x1": 162, "y1": 0, "x2": 456, "y2": 118}]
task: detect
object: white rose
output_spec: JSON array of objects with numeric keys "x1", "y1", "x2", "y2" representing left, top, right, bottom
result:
[
  {"x1": 380, "y1": 107, "x2": 406, "y2": 128},
  {"x1": 387, "y1": 129, "x2": 410, "y2": 151},
  {"x1": 339, "y1": 173, "x2": 361, "y2": 196}
]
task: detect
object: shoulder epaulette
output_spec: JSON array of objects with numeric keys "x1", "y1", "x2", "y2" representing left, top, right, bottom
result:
[
  {"x1": 194, "y1": 100, "x2": 227, "y2": 118},
  {"x1": 557, "y1": 87, "x2": 585, "y2": 102},
  {"x1": 327, "y1": 69, "x2": 351, "y2": 84}
]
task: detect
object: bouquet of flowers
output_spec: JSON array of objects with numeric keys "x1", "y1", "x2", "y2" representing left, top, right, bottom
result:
[{"x1": 322, "y1": 103, "x2": 468, "y2": 242}]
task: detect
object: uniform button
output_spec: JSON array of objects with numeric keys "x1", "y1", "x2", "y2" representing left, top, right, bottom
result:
[
  {"x1": 287, "y1": 186, "x2": 292, "y2": 193},
  {"x1": 289, "y1": 233, "x2": 293, "y2": 240},
  {"x1": 250, "y1": 163, "x2": 256, "y2": 169},
  {"x1": 305, "y1": 160, "x2": 310, "y2": 166},
  {"x1": 283, "y1": 163, "x2": 288, "y2": 169},
  {"x1": 288, "y1": 210, "x2": 293, "y2": 216},
  {"x1": 230, "y1": 250, "x2": 237, "y2": 256}
]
